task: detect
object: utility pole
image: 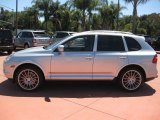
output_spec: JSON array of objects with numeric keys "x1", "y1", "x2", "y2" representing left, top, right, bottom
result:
[
  {"x1": 15, "y1": 0, "x2": 18, "y2": 35},
  {"x1": 116, "y1": 0, "x2": 120, "y2": 30}
]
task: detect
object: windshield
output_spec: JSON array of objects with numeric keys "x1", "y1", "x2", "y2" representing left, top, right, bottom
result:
[
  {"x1": 44, "y1": 35, "x2": 72, "y2": 50},
  {"x1": 33, "y1": 32, "x2": 49, "y2": 37}
]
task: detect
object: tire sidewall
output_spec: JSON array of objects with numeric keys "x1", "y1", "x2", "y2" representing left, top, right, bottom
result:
[
  {"x1": 15, "y1": 66, "x2": 44, "y2": 91},
  {"x1": 118, "y1": 68, "x2": 144, "y2": 91}
]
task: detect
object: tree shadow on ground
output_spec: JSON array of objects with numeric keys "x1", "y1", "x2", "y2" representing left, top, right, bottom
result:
[{"x1": 0, "y1": 79, "x2": 156, "y2": 99}]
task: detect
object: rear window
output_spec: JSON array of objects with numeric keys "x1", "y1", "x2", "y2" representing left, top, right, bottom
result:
[
  {"x1": 33, "y1": 32, "x2": 48, "y2": 37},
  {"x1": 125, "y1": 36, "x2": 141, "y2": 51},
  {"x1": 56, "y1": 33, "x2": 69, "y2": 38},
  {"x1": 0, "y1": 30, "x2": 12, "y2": 38}
]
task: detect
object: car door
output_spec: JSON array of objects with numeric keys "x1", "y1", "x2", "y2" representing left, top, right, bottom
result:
[
  {"x1": 93, "y1": 35, "x2": 128, "y2": 80},
  {"x1": 50, "y1": 35, "x2": 95, "y2": 80}
]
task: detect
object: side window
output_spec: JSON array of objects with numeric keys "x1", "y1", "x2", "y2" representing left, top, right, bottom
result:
[
  {"x1": 17, "y1": 32, "x2": 22, "y2": 38},
  {"x1": 27, "y1": 32, "x2": 33, "y2": 38},
  {"x1": 21, "y1": 32, "x2": 27, "y2": 38},
  {"x1": 62, "y1": 35, "x2": 95, "y2": 52},
  {"x1": 125, "y1": 37, "x2": 141, "y2": 51},
  {"x1": 97, "y1": 35, "x2": 125, "y2": 51},
  {"x1": 56, "y1": 33, "x2": 69, "y2": 38}
]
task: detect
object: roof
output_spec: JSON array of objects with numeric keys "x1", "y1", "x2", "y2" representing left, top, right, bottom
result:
[
  {"x1": 83, "y1": 30, "x2": 134, "y2": 35},
  {"x1": 55, "y1": 31, "x2": 77, "y2": 33},
  {"x1": 20, "y1": 29, "x2": 46, "y2": 32}
]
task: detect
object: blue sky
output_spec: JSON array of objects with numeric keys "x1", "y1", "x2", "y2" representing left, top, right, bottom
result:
[{"x1": 0, "y1": 0, "x2": 160, "y2": 16}]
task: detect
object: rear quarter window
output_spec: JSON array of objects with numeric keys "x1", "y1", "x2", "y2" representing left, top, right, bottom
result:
[{"x1": 125, "y1": 36, "x2": 141, "y2": 51}]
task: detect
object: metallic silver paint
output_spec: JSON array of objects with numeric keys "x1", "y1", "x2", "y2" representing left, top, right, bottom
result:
[{"x1": 3, "y1": 31, "x2": 158, "y2": 82}]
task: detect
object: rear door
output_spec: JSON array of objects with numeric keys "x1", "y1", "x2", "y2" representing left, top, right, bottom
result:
[{"x1": 93, "y1": 35, "x2": 128, "y2": 80}]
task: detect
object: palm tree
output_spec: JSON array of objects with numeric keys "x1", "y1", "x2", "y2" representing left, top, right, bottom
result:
[
  {"x1": 32, "y1": 0, "x2": 53, "y2": 31},
  {"x1": 26, "y1": 5, "x2": 39, "y2": 29},
  {"x1": 71, "y1": 0, "x2": 98, "y2": 31},
  {"x1": 87, "y1": 0, "x2": 99, "y2": 30},
  {"x1": 124, "y1": 0, "x2": 149, "y2": 34},
  {"x1": 99, "y1": 1, "x2": 125, "y2": 30}
]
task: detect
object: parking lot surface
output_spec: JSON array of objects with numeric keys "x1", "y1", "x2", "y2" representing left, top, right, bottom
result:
[{"x1": 0, "y1": 53, "x2": 160, "y2": 120}]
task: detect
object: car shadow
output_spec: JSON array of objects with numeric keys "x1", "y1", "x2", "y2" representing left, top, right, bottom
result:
[{"x1": 0, "y1": 79, "x2": 156, "y2": 99}]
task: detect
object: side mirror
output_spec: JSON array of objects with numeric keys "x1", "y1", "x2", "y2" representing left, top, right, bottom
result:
[{"x1": 57, "y1": 45, "x2": 64, "y2": 53}]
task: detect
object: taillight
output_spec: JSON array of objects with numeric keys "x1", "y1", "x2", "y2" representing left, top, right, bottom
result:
[
  {"x1": 33, "y1": 39, "x2": 37, "y2": 43},
  {"x1": 32, "y1": 39, "x2": 37, "y2": 46},
  {"x1": 152, "y1": 54, "x2": 158, "y2": 64}
]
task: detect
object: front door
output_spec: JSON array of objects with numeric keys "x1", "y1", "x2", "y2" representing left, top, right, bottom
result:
[{"x1": 51, "y1": 35, "x2": 95, "y2": 80}]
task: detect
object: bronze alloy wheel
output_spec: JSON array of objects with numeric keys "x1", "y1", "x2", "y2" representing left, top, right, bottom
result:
[
  {"x1": 15, "y1": 66, "x2": 44, "y2": 91},
  {"x1": 119, "y1": 68, "x2": 144, "y2": 91}
]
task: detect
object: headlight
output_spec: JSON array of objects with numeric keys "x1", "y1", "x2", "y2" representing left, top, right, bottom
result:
[{"x1": 4, "y1": 54, "x2": 13, "y2": 63}]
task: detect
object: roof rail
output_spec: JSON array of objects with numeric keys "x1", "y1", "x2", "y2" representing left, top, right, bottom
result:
[{"x1": 84, "y1": 30, "x2": 134, "y2": 35}]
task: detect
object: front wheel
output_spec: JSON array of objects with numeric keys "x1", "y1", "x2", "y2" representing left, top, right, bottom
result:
[
  {"x1": 15, "y1": 66, "x2": 44, "y2": 91},
  {"x1": 118, "y1": 68, "x2": 144, "y2": 91},
  {"x1": 24, "y1": 44, "x2": 29, "y2": 49}
]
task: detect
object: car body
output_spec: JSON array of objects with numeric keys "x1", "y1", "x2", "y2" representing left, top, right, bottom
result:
[
  {"x1": 152, "y1": 36, "x2": 160, "y2": 50},
  {"x1": 3, "y1": 30, "x2": 158, "y2": 91},
  {"x1": 14, "y1": 30, "x2": 51, "y2": 49},
  {"x1": 0, "y1": 29, "x2": 14, "y2": 54},
  {"x1": 51, "y1": 31, "x2": 76, "y2": 43},
  {"x1": 137, "y1": 34, "x2": 152, "y2": 46}
]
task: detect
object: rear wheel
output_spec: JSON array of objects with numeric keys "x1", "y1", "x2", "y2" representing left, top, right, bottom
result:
[
  {"x1": 15, "y1": 66, "x2": 44, "y2": 91},
  {"x1": 118, "y1": 68, "x2": 144, "y2": 91},
  {"x1": 24, "y1": 44, "x2": 29, "y2": 49},
  {"x1": 7, "y1": 50, "x2": 12, "y2": 54}
]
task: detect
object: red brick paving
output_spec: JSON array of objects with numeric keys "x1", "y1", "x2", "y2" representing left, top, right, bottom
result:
[{"x1": 0, "y1": 55, "x2": 160, "y2": 120}]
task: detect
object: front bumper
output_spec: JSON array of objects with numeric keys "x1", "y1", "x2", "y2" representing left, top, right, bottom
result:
[
  {"x1": 3, "y1": 60, "x2": 16, "y2": 79},
  {"x1": 0, "y1": 45, "x2": 14, "y2": 50}
]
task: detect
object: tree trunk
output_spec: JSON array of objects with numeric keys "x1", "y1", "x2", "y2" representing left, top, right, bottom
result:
[
  {"x1": 116, "y1": 0, "x2": 120, "y2": 30},
  {"x1": 132, "y1": 1, "x2": 137, "y2": 34},
  {"x1": 82, "y1": 9, "x2": 85, "y2": 31}
]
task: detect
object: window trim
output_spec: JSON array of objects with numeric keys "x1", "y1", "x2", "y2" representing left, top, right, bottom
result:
[
  {"x1": 96, "y1": 34, "x2": 125, "y2": 52},
  {"x1": 54, "y1": 35, "x2": 96, "y2": 52},
  {"x1": 124, "y1": 36, "x2": 142, "y2": 52}
]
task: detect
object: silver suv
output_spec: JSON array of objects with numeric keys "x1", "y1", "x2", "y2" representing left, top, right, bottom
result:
[
  {"x1": 3, "y1": 31, "x2": 158, "y2": 91},
  {"x1": 14, "y1": 30, "x2": 51, "y2": 49},
  {"x1": 51, "y1": 31, "x2": 76, "y2": 43}
]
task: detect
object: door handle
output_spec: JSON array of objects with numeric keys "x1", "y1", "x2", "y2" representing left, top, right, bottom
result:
[
  {"x1": 86, "y1": 57, "x2": 93, "y2": 60},
  {"x1": 120, "y1": 56, "x2": 127, "y2": 59}
]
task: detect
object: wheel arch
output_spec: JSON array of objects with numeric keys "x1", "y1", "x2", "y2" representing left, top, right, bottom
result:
[
  {"x1": 13, "y1": 63, "x2": 45, "y2": 81},
  {"x1": 117, "y1": 64, "x2": 146, "y2": 80},
  {"x1": 24, "y1": 42, "x2": 30, "y2": 48}
]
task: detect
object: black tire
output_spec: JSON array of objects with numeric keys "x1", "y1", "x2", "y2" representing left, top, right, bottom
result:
[
  {"x1": 15, "y1": 66, "x2": 44, "y2": 91},
  {"x1": 118, "y1": 67, "x2": 144, "y2": 91},
  {"x1": 7, "y1": 50, "x2": 12, "y2": 54},
  {"x1": 14, "y1": 46, "x2": 16, "y2": 51},
  {"x1": 24, "y1": 44, "x2": 29, "y2": 49}
]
